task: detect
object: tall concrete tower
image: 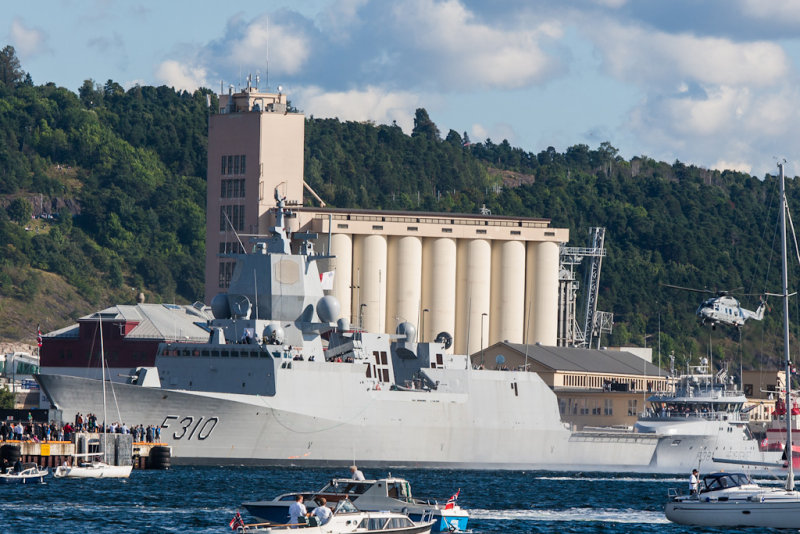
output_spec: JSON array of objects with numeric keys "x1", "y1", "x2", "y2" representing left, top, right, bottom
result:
[{"x1": 205, "y1": 85, "x2": 304, "y2": 301}]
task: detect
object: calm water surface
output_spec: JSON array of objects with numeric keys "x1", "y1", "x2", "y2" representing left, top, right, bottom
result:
[{"x1": 0, "y1": 468, "x2": 787, "y2": 533}]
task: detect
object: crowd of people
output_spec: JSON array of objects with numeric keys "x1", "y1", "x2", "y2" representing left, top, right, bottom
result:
[{"x1": 0, "y1": 411, "x2": 163, "y2": 443}]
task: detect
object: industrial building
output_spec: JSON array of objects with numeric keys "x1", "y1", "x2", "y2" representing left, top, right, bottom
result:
[
  {"x1": 206, "y1": 85, "x2": 569, "y2": 354},
  {"x1": 474, "y1": 341, "x2": 669, "y2": 429}
]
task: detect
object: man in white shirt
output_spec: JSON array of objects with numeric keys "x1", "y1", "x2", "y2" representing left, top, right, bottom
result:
[
  {"x1": 350, "y1": 465, "x2": 365, "y2": 481},
  {"x1": 288, "y1": 495, "x2": 307, "y2": 528},
  {"x1": 689, "y1": 469, "x2": 700, "y2": 495},
  {"x1": 311, "y1": 498, "x2": 332, "y2": 526}
]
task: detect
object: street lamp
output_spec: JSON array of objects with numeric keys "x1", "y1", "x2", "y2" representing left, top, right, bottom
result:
[
  {"x1": 421, "y1": 309, "x2": 429, "y2": 342},
  {"x1": 481, "y1": 313, "x2": 488, "y2": 366}
]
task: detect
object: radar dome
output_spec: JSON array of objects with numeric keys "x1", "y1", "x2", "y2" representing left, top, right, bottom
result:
[
  {"x1": 337, "y1": 318, "x2": 350, "y2": 331},
  {"x1": 263, "y1": 324, "x2": 285, "y2": 344},
  {"x1": 396, "y1": 322, "x2": 416, "y2": 342},
  {"x1": 317, "y1": 296, "x2": 341, "y2": 323},
  {"x1": 210, "y1": 294, "x2": 231, "y2": 319}
]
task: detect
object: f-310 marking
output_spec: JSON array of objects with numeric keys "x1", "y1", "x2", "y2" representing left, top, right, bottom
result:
[{"x1": 161, "y1": 415, "x2": 219, "y2": 440}]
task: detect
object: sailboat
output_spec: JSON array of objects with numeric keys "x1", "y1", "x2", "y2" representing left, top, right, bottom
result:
[
  {"x1": 665, "y1": 162, "x2": 800, "y2": 528},
  {"x1": 53, "y1": 313, "x2": 132, "y2": 479}
]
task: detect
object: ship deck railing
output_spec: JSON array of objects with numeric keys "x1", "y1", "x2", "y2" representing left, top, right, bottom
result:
[{"x1": 638, "y1": 410, "x2": 749, "y2": 422}]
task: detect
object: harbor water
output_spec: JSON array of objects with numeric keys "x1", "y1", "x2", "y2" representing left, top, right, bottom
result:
[{"x1": 0, "y1": 467, "x2": 785, "y2": 533}]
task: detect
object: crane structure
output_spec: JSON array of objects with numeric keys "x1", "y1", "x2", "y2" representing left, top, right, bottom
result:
[{"x1": 558, "y1": 227, "x2": 612, "y2": 347}]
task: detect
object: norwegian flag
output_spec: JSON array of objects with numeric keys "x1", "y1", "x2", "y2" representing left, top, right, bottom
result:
[
  {"x1": 229, "y1": 512, "x2": 244, "y2": 530},
  {"x1": 444, "y1": 489, "x2": 460, "y2": 510},
  {"x1": 37, "y1": 325, "x2": 42, "y2": 348}
]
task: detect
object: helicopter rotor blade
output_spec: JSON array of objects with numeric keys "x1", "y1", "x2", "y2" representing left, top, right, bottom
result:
[{"x1": 660, "y1": 283, "x2": 714, "y2": 294}]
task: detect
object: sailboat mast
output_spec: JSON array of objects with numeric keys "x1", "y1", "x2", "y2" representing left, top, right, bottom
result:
[
  {"x1": 99, "y1": 313, "x2": 108, "y2": 453},
  {"x1": 779, "y1": 161, "x2": 794, "y2": 491}
]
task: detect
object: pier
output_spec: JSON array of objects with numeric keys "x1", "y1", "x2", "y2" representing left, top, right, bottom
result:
[{"x1": 0, "y1": 433, "x2": 170, "y2": 470}]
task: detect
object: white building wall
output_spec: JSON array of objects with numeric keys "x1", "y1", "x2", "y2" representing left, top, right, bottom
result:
[
  {"x1": 421, "y1": 237, "x2": 457, "y2": 346},
  {"x1": 454, "y1": 239, "x2": 492, "y2": 355},
  {"x1": 490, "y1": 240, "x2": 526, "y2": 345},
  {"x1": 386, "y1": 236, "x2": 423, "y2": 337}
]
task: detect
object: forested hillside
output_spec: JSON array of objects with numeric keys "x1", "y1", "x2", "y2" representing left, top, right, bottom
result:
[{"x1": 0, "y1": 45, "x2": 794, "y2": 372}]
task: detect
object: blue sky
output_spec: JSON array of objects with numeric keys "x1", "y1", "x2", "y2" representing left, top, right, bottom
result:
[{"x1": 6, "y1": 0, "x2": 800, "y2": 177}]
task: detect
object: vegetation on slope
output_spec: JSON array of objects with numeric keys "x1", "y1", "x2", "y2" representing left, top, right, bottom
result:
[{"x1": 0, "y1": 45, "x2": 795, "y2": 374}]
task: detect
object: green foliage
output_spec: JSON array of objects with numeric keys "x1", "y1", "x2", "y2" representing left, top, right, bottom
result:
[
  {"x1": 6, "y1": 197, "x2": 32, "y2": 223},
  {"x1": 0, "y1": 386, "x2": 13, "y2": 409},
  {"x1": 0, "y1": 52, "x2": 793, "y2": 372}
]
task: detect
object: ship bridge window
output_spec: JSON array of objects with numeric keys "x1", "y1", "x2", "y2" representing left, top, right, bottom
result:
[
  {"x1": 221, "y1": 351, "x2": 229, "y2": 357},
  {"x1": 201, "y1": 350, "x2": 210, "y2": 357},
  {"x1": 180, "y1": 349, "x2": 191, "y2": 357},
  {"x1": 211, "y1": 350, "x2": 219, "y2": 357}
]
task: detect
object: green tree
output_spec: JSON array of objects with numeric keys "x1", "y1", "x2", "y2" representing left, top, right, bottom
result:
[
  {"x1": 0, "y1": 45, "x2": 24, "y2": 87},
  {"x1": 0, "y1": 386, "x2": 13, "y2": 409},
  {"x1": 411, "y1": 108, "x2": 440, "y2": 140},
  {"x1": 6, "y1": 198, "x2": 32, "y2": 224}
]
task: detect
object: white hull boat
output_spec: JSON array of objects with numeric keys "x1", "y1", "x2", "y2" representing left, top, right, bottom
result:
[
  {"x1": 54, "y1": 460, "x2": 132, "y2": 479},
  {"x1": 0, "y1": 463, "x2": 49, "y2": 484}
]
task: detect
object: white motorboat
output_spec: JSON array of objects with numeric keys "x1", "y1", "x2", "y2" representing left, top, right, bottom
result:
[
  {"x1": 665, "y1": 162, "x2": 800, "y2": 528},
  {"x1": 242, "y1": 477, "x2": 467, "y2": 533},
  {"x1": 0, "y1": 463, "x2": 49, "y2": 484},
  {"x1": 53, "y1": 452, "x2": 133, "y2": 479},
  {"x1": 234, "y1": 499, "x2": 434, "y2": 534}
]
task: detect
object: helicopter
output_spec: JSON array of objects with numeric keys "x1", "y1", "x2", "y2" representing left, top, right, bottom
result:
[{"x1": 662, "y1": 284, "x2": 767, "y2": 330}]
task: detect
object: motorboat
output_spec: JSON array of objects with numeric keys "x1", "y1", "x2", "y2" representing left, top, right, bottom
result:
[
  {"x1": 53, "y1": 452, "x2": 132, "y2": 479},
  {"x1": 0, "y1": 463, "x2": 49, "y2": 484},
  {"x1": 235, "y1": 499, "x2": 434, "y2": 534},
  {"x1": 242, "y1": 477, "x2": 467, "y2": 533},
  {"x1": 664, "y1": 162, "x2": 800, "y2": 527}
]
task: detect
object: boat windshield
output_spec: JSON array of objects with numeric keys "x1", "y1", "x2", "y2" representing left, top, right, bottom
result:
[
  {"x1": 334, "y1": 499, "x2": 357, "y2": 514},
  {"x1": 701, "y1": 473, "x2": 751, "y2": 492}
]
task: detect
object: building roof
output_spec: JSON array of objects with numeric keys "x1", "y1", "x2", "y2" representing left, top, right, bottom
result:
[
  {"x1": 491, "y1": 342, "x2": 667, "y2": 377},
  {"x1": 45, "y1": 303, "x2": 211, "y2": 342}
]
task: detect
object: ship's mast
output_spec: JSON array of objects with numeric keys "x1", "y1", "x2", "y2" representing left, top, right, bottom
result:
[{"x1": 779, "y1": 161, "x2": 794, "y2": 491}]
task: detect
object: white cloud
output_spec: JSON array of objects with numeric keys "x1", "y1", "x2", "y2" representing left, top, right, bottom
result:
[
  {"x1": 390, "y1": 0, "x2": 564, "y2": 89},
  {"x1": 10, "y1": 18, "x2": 48, "y2": 59},
  {"x1": 588, "y1": 20, "x2": 788, "y2": 88},
  {"x1": 155, "y1": 60, "x2": 208, "y2": 92},
  {"x1": 712, "y1": 160, "x2": 752, "y2": 173},
  {"x1": 295, "y1": 85, "x2": 422, "y2": 132},
  {"x1": 228, "y1": 16, "x2": 311, "y2": 76},
  {"x1": 471, "y1": 123, "x2": 489, "y2": 142},
  {"x1": 738, "y1": 0, "x2": 800, "y2": 23}
]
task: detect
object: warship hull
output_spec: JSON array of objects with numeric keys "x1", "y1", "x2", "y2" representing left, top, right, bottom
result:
[{"x1": 38, "y1": 370, "x2": 664, "y2": 470}]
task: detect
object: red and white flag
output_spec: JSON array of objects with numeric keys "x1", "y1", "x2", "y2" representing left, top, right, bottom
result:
[
  {"x1": 445, "y1": 489, "x2": 460, "y2": 510},
  {"x1": 229, "y1": 512, "x2": 244, "y2": 530},
  {"x1": 319, "y1": 271, "x2": 335, "y2": 290},
  {"x1": 37, "y1": 325, "x2": 42, "y2": 348}
]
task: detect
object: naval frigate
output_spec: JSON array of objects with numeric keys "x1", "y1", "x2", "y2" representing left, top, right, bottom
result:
[{"x1": 36, "y1": 194, "x2": 766, "y2": 471}]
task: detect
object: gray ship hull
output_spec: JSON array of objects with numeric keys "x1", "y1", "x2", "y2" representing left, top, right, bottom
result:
[{"x1": 38, "y1": 371, "x2": 663, "y2": 471}]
